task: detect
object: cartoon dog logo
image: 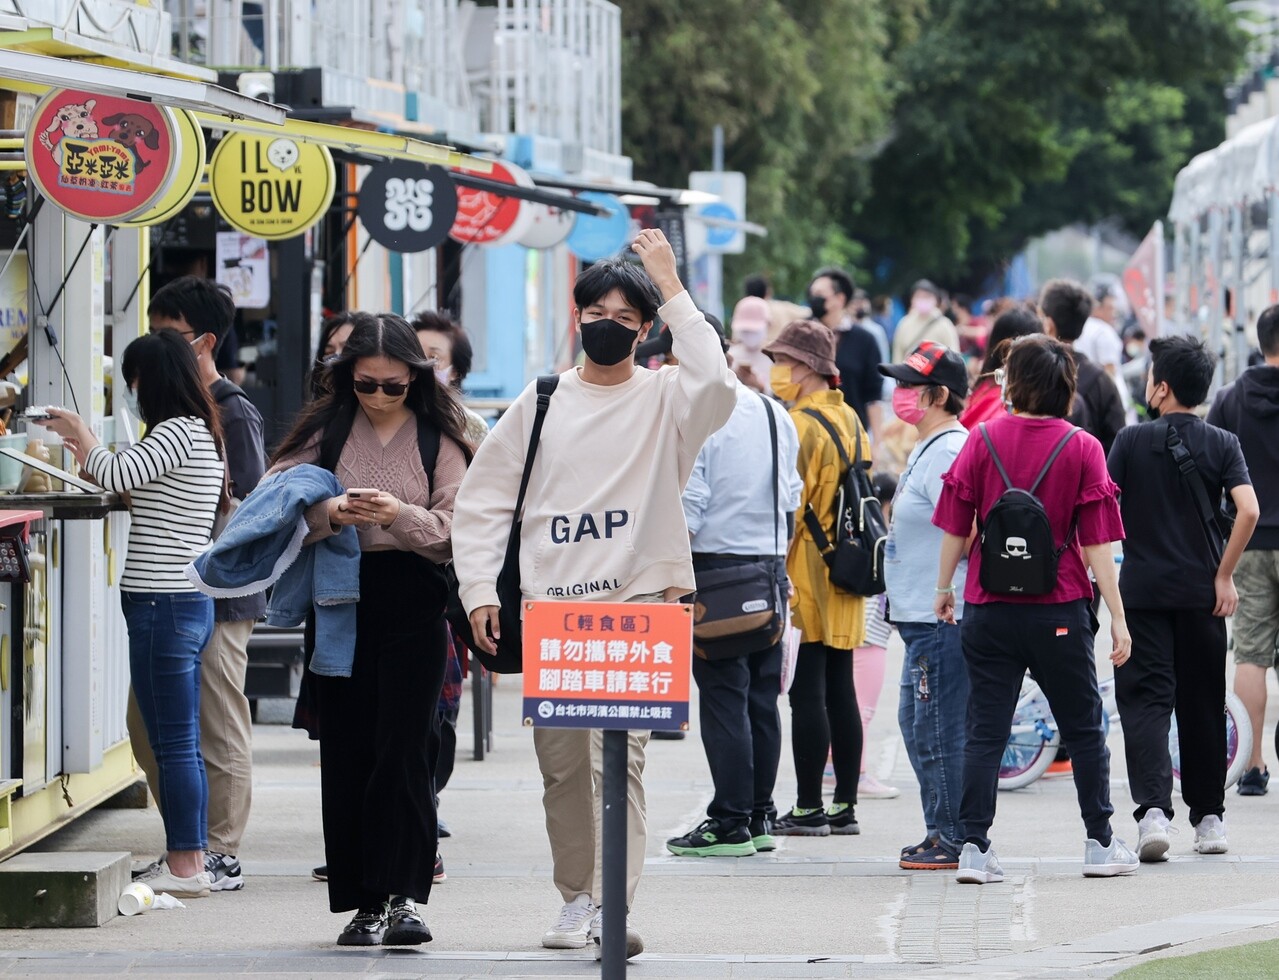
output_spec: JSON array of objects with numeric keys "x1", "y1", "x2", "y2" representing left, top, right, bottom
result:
[
  {"x1": 38, "y1": 99, "x2": 99, "y2": 162},
  {"x1": 103, "y1": 113, "x2": 161, "y2": 173}
]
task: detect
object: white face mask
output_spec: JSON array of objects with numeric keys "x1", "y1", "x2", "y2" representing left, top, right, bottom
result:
[
  {"x1": 122, "y1": 386, "x2": 140, "y2": 420},
  {"x1": 435, "y1": 366, "x2": 453, "y2": 388}
]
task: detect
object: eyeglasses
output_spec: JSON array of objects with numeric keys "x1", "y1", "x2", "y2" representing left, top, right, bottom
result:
[{"x1": 353, "y1": 378, "x2": 410, "y2": 396}]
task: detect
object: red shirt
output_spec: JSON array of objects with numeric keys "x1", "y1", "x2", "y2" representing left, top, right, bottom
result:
[
  {"x1": 932, "y1": 414, "x2": 1125, "y2": 606},
  {"x1": 959, "y1": 379, "x2": 1005, "y2": 430}
]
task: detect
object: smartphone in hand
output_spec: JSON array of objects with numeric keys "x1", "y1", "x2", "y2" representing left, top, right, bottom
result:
[{"x1": 346, "y1": 488, "x2": 380, "y2": 500}]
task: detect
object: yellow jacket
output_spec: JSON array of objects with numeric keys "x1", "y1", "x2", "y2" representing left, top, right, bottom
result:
[{"x1": 787, "y1": 389, "x2": 871, "y2": 650}]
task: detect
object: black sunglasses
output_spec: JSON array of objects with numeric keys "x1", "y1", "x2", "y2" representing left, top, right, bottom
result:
[{"x1": 353, "y1": 378, "x2": 410, "y2": 396}]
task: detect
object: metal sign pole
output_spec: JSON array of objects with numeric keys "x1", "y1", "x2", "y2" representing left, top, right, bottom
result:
[{"x1": 600, "y1": 728, "x2": 629, "y2": 978}]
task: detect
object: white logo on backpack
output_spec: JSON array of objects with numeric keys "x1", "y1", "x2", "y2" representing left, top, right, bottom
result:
[{"x1": 1002, "y1": 536, "x2": 1031, "y2": 559}]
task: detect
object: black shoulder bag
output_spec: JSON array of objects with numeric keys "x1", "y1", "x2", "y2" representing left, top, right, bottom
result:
[
  {"x1": 445, "y1": 376, "x2": 559, "y2": 673},
  {"x1": 1153, "y1": 422, "x2": 1231, "y2": 567},
  {"x1": 691, "y1": 394, "x2": 786, "y2": 660}
]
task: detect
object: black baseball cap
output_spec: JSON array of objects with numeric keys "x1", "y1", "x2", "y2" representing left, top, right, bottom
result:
[{"x1": 878, "y1": 341, "x2": 969, "y2": 397}]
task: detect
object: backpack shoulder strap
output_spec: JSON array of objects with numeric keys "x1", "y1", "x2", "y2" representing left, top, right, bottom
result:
[
  {"x1": 978, "y1": 423, "x2": 1016, "y2": 491},
  {"x1": 415, "y1": 416, "x2": 442, "y2": 499},
  {"x1": 1027, "y1": 426, "x2": 1081, "y2": 496},
  {"x1": 801, "y1": 407, "x2": 853, "y2": 470},
  {"x1": 758, "y1": 393, "x2": 781, "y2": 556}
]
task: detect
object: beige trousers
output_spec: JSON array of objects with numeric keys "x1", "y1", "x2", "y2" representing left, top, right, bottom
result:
[
  {"x1": 534, "y1": 727, "x2": 649, "y2": 909},
  {"x1": 128, "y1": 618, "x2": 256, "y2": 855}
]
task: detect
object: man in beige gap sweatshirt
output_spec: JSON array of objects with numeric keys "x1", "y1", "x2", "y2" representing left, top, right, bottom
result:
[{"x1": 452, "y1": 229, "x2": 736, "y2": 958}]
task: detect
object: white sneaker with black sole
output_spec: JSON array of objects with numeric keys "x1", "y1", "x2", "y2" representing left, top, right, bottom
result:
[
  {"x1": 1193, "y1": 814, "x2": 1229, "y2": 854},
  {"x1": 542, "y1": 894, "x2": 595, "y2": 949},
  {"x1": 204, "y1": 851, "x2": 245, "y2": 891},
  {"x1": 1136, "y1": 810, "x2": 1172, "y2": 863}
]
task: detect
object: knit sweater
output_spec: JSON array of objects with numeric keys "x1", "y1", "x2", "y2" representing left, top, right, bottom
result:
[
  {"x1": 452, "y1": 289, "x2": 737, "y2": 612},
  {"x1": 271, "y1": 409, "x2": 466, "y2": 563}
]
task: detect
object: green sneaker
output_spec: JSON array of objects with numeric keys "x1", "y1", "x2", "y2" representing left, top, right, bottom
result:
[
  {"x1": 666, "y1": 819, "x2": 757, "y2": 857},
  {"x1": 750, "y1": 816, "x2": 777, "y2": 852}
]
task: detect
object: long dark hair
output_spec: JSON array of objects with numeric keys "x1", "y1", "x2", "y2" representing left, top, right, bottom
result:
[
  {"x1": 273, "y1": 311, "x2": 474, "y2": 469},
  {"x1": 121, "y1": 330, "x2": 229, "y2": 509}
]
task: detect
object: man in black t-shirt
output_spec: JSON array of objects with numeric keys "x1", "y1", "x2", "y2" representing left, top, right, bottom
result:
[{"x1": 1107, "y1": 336, "x2": 1259, "y2": 864}]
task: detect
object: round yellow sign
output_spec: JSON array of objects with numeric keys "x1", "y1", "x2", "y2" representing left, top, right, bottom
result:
[
  {"x1": 209, "y1": 133, "x2": 335, "y2": 241},
  {"x1": 118, "y1": 108, "x2": 205, "y2": 228}
]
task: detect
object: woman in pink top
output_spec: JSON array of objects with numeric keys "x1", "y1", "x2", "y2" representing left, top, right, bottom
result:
[
  {"x1": 932, "y1": 335, "x2": 1135, "y2": 884},
  {"x1": 272, "y1": 313, "x2": 472, "y2": 947}
]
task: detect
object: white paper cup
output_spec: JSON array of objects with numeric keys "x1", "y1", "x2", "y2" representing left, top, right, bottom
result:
[{"x1": 118, "y1": 882, "x2": 155, "y2": 916}]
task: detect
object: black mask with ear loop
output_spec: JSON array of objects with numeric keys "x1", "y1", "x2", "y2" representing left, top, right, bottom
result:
[{"x1": 580, "y1": 317, "x2": 639, "y2": 366}]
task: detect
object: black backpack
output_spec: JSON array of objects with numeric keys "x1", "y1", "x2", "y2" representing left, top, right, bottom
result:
[
  {"x1": 976, "y1": 423, "x2": 1080, "y2": 596},
  {"x1": 801, "y1": 408, "x2": 888, "y2": 596}
]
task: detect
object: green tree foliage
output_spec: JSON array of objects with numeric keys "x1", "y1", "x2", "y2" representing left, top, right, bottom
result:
[
  {"x1": 620, "y1": 0, "x2": 896, "y2": 297},
  {"x1": 861, "y1": 0, "x2": 1244, "y2": 292},
  {"x1": 620, "y1": 0, "x2": 1243, "y2": 300}
]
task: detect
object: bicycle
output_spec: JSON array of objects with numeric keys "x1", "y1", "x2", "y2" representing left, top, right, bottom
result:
[{"x1": 999, "y1": 673, "x2": 1251, "y2": 792}]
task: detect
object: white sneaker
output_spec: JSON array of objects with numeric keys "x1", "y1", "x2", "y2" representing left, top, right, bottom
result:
[
  {"x1": 1193, "y1": 814, "x2": 1229, "y2": 854},
  {"x1": 542, "y1": 894, "x2": 596, "y2": 949},
  {"x1": 590, "y1": 909, "x2": 644, "y2": 959},
  {"x1": 955, "y1": 842, "x2": 1004, "y2": 884},
  {"x1": 1136, "y1": 810, "x2": 1171, "y2": 863},
  {"x1": 136, "y1": 862, "x2": 212, "y2": 898},
  {"x1": 858, "y1": 773, "x2": 901, "y2": 800},
  {"x1": 1083, "y1": 837, "x2": 1139, "y2": 877}
]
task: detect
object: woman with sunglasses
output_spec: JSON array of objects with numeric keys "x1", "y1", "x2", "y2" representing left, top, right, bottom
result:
[{"x1": 271, "y1": 312, "x2": 473, "y2": 947}]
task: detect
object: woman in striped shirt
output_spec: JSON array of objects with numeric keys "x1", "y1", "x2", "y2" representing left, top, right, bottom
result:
[{"x1": 40, "y1": 330, "x2": 226, "y2": 898}]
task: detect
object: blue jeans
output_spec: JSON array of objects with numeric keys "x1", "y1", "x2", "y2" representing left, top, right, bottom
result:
[
  {"x1": 897, "y1": 621, "x2": 969, "y2": 854},
  {"x1": 123, "y1": 591, "x2": 214, "y2": 852}
]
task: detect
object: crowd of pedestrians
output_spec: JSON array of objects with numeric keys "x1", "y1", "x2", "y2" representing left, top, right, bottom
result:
[{"x1": 49, "y1": 245, "x2": 1279, "y2": 955}]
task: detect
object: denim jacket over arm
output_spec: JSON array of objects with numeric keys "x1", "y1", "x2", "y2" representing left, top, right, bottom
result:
[{"x1": 185, "y1": 463, "x2": 362, "y2": 677}]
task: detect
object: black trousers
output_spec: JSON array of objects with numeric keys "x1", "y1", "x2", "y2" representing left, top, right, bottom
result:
[
  {"x1": 1115, "y1": 608, "x2": 1227, "y2": 826},
  {"x1": 788, "y1": 643, "x2": 862, "y2": 809},
  {"x1": 692, "y1": 637, "x2": 783, "y2": 831},
  {"x1": 960, "y1": 600, "x2": 1114, "y2": 849},
  {"x1": 316, "y1": 551, "x2": 448, "y2": 913}
]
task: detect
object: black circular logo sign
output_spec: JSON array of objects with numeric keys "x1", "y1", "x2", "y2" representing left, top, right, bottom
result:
[{"x1": 357, "y1": 161, "x2": 458, "y2": 253}]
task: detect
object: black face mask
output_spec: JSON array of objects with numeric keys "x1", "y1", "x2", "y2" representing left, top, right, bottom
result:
[
  {"x1": 807, "y1": 294, "x2": 827, "y2": 320},
  {"x1": 580, "y1": 317, "x2": 639, "y2": 366}
]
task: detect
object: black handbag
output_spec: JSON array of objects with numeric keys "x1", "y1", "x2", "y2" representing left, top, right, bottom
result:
[
  {"x1": 692, "y1": 393, "x2": 786, "y2": 660},
  {"x1": 445, "y1": 376, "x2": 558, "y2": 673}
]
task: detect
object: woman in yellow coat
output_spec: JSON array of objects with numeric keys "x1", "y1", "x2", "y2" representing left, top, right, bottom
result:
[{"x1": 764, "y1": 320, "x2": 870, "y2": 837}]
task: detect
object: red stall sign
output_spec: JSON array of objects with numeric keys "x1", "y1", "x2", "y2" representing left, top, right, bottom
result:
[
  {"x1": 25, "y1": 88, "x2": 179, "y2": 224},
  {"x1": 522, "y1": 601, "x2": 693, "y2": 732}
]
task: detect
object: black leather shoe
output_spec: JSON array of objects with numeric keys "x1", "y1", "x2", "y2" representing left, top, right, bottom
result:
[
  {"x1": 336, "y1": 904, "x2": 387, "y2": 946},
  {"x1": 383, "y1": 896, "x2": 432, "y2": 945}
]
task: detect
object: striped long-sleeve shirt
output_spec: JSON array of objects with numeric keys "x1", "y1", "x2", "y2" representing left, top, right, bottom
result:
[{"x1": 85, "y1": 416, "x2": 224, "y2": 593}]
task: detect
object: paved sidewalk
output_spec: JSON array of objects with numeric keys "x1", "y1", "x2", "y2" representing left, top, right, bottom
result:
[{"x1": 4, "y1": 629, "x2": 1279, "y2": 978}]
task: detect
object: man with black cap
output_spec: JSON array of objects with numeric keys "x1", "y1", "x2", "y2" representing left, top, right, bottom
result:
[{"x1": 893, "y1": 280, "x2": 960, "y2": 363}]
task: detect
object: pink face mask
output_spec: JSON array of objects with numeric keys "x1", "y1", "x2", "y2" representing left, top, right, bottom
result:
[
  {"x1": 892, "y1": 385, "x2": 927, "y2": 425},
  {"x1": 911, "y1": 295, "x2": 938, "y2": 316}
]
